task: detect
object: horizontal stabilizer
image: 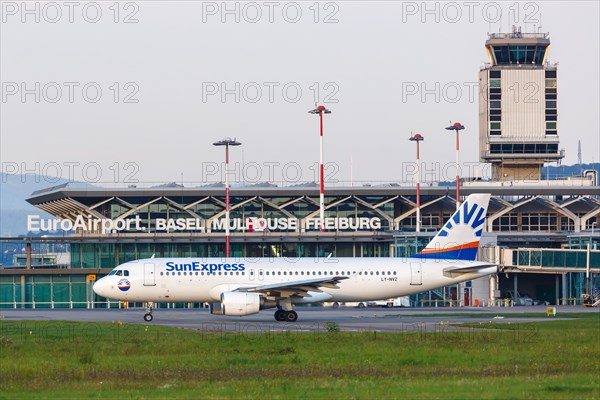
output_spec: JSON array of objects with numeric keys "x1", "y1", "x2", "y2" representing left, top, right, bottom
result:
[{"x1": 443, "y1": 264, "x2": 497, "y2": 274}]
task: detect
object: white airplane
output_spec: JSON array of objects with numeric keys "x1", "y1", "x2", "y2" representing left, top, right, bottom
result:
[{"x1": 93, "y1": 193, "x2": 496, "y2": 322}]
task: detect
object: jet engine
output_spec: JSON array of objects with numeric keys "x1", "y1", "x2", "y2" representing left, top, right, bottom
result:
[{"x1": 210, "y1": 292, "x2": 262, "y2": 316}]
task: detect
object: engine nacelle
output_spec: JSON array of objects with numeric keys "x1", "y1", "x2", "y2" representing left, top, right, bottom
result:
[{"x1": 219, "y1": 292, "x2": 261, "y2": 316}]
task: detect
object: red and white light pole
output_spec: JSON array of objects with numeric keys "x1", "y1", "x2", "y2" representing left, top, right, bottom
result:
[
  {"x1": 445, "y1": 122, "x2": 465, "y2": 210},
  {"x1": 308, "y1": 105, "x2": 332, "y2": 232},
  {"x1": 409, "y1": 133, "x2": 424, "y2": 232},
  {"x1": 213, "y1": 137, "x2": 241, "y2": 258}
]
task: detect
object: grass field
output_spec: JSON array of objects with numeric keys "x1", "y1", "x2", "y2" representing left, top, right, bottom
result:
[{"x1": 1, "y1": 313, "x2": 599, "y2": 399}]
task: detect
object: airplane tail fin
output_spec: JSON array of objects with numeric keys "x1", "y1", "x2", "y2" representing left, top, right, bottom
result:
[{"x1": 413, "y1": 193, "x2": 491, "y2": 261}]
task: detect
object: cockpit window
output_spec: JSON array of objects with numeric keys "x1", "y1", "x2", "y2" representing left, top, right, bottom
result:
[
  {"x1": 115, "y1": 270, "x2": 123, "y2": 276},
  {"x1": 108, "y1": 270, "x2": 117, "y2": 276},
  {"x1": 123, "y1": 270, "x2": 129, "y2": 276}
]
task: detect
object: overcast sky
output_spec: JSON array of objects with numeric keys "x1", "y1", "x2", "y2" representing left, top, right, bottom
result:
[{"x1": 1, "y1": 1, "x2": 599, "y2": 187}]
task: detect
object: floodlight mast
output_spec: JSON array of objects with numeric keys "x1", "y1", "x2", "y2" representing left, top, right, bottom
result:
[
  {"x1": 445, "y1": 122, "x2": 465, "y2": 209},
  {"x1": 213, "y1": 138, "x2": 242, "y2": 258},
  {"x1": 308, "y1": 105, "x2": 332, "y2": 232}
]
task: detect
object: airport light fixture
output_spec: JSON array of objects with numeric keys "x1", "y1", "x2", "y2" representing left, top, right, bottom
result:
[
  {"x1": 213, "y1": 137, "x2": 242, "y2": 258},
  {"x1": 445, "y1": 122, "x2": 465, "y2": 210},
  {"x1": 308, "y1": 105, "x2": 332, "y2": 232},
  {"x1": 409, "y1": 133, "x2": 424, "y2": 233}
]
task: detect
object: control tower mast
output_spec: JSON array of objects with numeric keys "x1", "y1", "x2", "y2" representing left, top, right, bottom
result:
[{"x1": 479, "y1": 27, "x2": 563, "y2": 181}]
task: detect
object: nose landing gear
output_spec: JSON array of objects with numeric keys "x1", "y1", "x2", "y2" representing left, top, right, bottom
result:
[{"x1": 143, "y1": 302, "x2": 154, "y2": 322}]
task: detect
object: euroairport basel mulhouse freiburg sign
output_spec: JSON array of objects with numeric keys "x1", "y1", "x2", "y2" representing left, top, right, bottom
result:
[{"x1": 27, "y1": 215, "x2": 382, "y2": 234}]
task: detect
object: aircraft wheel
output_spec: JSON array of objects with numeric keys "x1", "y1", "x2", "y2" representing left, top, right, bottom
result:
[
  {"x1": 333, "y1": 302, "x2": 340, "y2": 308},
  {"x1": 274, "y1": 310, "x2": 286, "y2": 321},
  {"x1": 285, "y1": 311, "x2": 298, "y2": 322},
  {"x1": 144, "y1": 313, "x2": 153, "y2": 322},
  {"x1": 386, "y1": 303, "x2": 393, "y2": 308},
  {"x1": 358, "y1": 302, "x2": 366, "y2": 308}
]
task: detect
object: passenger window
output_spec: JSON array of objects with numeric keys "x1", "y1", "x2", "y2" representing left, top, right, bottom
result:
[
  {"x1": 160, "y1": 272, "x2": 163, "y2": 276},
  {"x1": 393, "y1": 271, "x2": 397, "y2": 275}
]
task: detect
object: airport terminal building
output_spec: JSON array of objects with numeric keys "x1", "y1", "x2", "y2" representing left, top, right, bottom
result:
[{"x1": 1, "y1": 181, "x2": 598, "y2": 309}]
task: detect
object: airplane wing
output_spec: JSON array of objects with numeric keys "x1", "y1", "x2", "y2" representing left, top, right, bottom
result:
[
  {"x1": 237, "y1": 276, "x2": 349, "y2": 299},
  {"x1": 443, "y1": 264, "x2": 497, "y2": 275}
]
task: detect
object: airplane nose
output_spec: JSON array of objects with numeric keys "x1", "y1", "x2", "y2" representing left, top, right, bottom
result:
[{"x1": 93, "y1": 278, "x2": 108, "y2": 297}]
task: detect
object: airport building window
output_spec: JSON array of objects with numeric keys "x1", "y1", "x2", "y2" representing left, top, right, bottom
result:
[
  {"x1": 493, "y1": 45, "x2": 547, "y2": 65},
  {"x1": 493, "y1": 213, "x2": 518, "y2": 232},
  {"x1": 521, "y1": 213, "x2": 558, "y2": 232},
  {"x1": 490, "y1": 143, "x2": 558, "y2": 154}
]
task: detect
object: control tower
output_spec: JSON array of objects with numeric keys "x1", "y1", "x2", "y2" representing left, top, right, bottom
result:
[{"x1": 479, "y1": 28, "x2": 563, "y2": 181}]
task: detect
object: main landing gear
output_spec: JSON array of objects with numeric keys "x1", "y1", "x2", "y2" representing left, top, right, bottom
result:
[
  {"x1": 143, "y1": 302, "x2": 154, "y2": 322},
  {"x1": 274, "y1": 309, "x2": 298, "y2": 322},
  {"x1": 273, "y1": 299, "x2": 298, "y2": 322}
]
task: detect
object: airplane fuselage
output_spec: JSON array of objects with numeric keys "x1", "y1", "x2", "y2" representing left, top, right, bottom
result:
[{"x1": 93, "y1": 257, "x2": 496, "y2": 304}]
